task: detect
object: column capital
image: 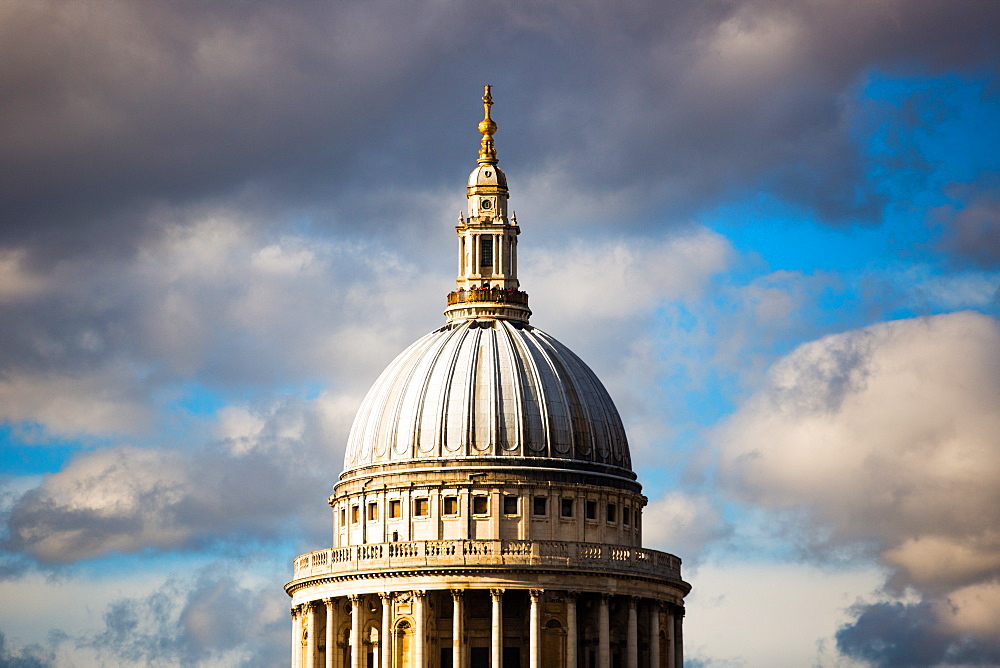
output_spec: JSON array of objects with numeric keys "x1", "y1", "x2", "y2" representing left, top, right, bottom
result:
[
  {"x1": 627, "y1": 596, "x2": 638, "y2": 609},
  {"x1": 529, "y1": 589, "x2": 543, "y2": 601},
  {"x1": 600, "y1": 593, "x2": 613, "y2": 602},
  {"x1": 413, "y1": 589, "x2": 427, "y2": 599},
  {"x1": 348, "y1": 593, "x2": 361, "y2": 603},
  {"x1": 291, "y1": 605, "x2": 300, "y2": 618},
  {"x1": 490, "y1": 588, "x2": 504, "y2": 600},
  {"x1": 451, "y1": 589, "x2": 465, "y2": 600},
  {"x1": 566, "y1": 590, "x2": 580, "y2": 600},
  {"x1": 379, "y1": 591, "x2": 393, "y2": 602},
  {"x1": 323, "y1": 597, "x2": 334, "y2": 606}
]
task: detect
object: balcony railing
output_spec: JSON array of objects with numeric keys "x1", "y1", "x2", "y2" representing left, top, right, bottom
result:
[
  {"x1": 292, "y1": 539, "x2": 681, "y2": 581},
  {"x1": 447, "y1": 288, "x2": 529, "y2": 306}
]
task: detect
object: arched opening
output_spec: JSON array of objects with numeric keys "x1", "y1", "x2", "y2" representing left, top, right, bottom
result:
[
  {"x1": 542, "y1": 618, "x2": 565, "y2": 665},
  {"x1": 395, "y1": 619, "x2": 413, "y2": 668}
]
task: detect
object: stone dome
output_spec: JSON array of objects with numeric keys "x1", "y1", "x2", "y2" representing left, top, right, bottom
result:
[
  {"x1": 342, "y1": 318, "x2": 633, "y2": 480},
  {"x1": 467, "y1": 163, "x2": 507, "y2": 190}
]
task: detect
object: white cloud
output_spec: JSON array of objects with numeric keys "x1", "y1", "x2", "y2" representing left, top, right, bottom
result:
[{"x1": 718, "y1": 311, "x2": 1000, "y2": 646}]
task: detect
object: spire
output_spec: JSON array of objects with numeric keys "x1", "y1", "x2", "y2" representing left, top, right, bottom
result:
[
  {"x1": 444, "y1": 86, "x2": 531, "y2": 325},
  {"x1": 478, "y1": 85, "x2": 498, "y2": 164}
]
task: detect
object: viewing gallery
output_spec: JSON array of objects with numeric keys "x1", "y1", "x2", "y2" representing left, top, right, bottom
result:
[{"x1": 285, "y1": 86, "x2": 690, "y2": 668}]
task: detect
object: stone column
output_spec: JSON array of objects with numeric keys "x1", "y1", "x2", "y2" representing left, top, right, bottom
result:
[
  {"x1": 291, "y1": 606, "x2": 300, "y2": 668},
  {"x1": 666, "y1": 609, "x2": 675, "y2": 668},
  {"x1": 452, "y1": 590, "x2": 465, "y2": 668},
  {"x1": 307, "y1": 602, "x2": 318, "y2": 668},
  {"x1": 648, "y1": 603, "x2": 660, "y2": 668},
  {"x1": 627, "y1": 597, "x2": 638, "y2": 668},
  {"x1": 325, "y1": 599, "x2": 335, "y2": 668},
  {"x1": 349, "y1": 595, "x2": 362, "y2": 668},
  {"x1": 414, "y1": 590, "x2": 427, "y2": 668},
  {"x1": 598, "y1": 594, "x2": 611, "y2": 668},
  {"x1": 490, "y1": 588, "x2": 504, "y2": 668},
  {"x1": 380, "y1": 593, "x2": 392, "y2": 668},
  {"x1": 675, "y1": 612, "x2": 683, "y2": 668},
  {"x1": 566, "y1": 593, "x2": 578, "y2": 668},
  {"x1": 528, "y1": 590, "x2": 541, "y2": 668}
]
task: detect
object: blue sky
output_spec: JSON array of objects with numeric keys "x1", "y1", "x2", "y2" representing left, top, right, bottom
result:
[{"x1": 0, "y1": 2, "x2": 999, "y2": 666}]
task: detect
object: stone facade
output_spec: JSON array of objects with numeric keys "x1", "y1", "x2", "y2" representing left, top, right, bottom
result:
[{"x1": 285, "y1": 86, "x2": 690, "y2": 668}]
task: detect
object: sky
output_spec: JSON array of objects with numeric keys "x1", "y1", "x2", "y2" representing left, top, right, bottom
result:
[{"x1": 0, "y1": 1, "x2": 998, "y2": 666}]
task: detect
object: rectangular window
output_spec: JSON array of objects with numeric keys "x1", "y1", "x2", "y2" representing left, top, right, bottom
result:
[
  {"x1": 351, "y1": 505, "x2": 360, "y2": 524},
  {"x1": 414, "y1": 498, "x2": 429, "y2": 517},
  {"x1": 367, "y1": 502, "x2": 378, "y2": 521},
  {"x1": 443, "y1": 496, "x2": 459, "y2": 515},
  {"x1": 561, "y1": 498, "x2": 574, "y2": 518},
  {"x1": 533, "y1": 496, "x2": 547, "y2": 516},
  {"x1": 503, "y1": 495, "x2": 518, "y2": 515},
  {"x1": 480, "y1": 237, "x2": 493, "y2": 267},
  {"x1": 606, "y1": 503, "x2": 617, "y2": 523},
  {"x1": 473, "y1": 496, "x2": 489, "y2": 515},
  {"x1": 585, "y1": 500, "x2": 597, "y2": 520},
  {"x1": 389, "y1": 499, "x2": 401, "y2": 519},
  {"x1": 339, "y1": 508, "x2": 346, "y2": 526},
  {"x1": 623, "y1": 506, "x2": 631, "y2": 527}
]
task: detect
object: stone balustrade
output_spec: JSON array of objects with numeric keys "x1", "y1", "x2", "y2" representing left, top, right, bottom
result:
[
  {"x1": 292, "y1": 539, "x2": 681, "y2": 581},
  {"x1": 446, "y1": 287, "x2": 529, "y2": 306}
]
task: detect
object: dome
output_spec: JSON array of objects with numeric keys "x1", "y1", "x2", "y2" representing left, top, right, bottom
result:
[
  {"x1": 467, "y1": 163, "x2": 507, "y2": 190},
  {"x1": 343, "y1": 318, "x2": 633, "y2": 479}
]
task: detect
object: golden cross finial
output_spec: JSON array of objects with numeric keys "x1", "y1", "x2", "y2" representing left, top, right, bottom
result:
[{"x1": 478, "y1": 84, "x2": 497, "y2": 163}]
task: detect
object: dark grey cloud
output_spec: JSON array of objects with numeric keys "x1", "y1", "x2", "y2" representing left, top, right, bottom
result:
[
  {"x1": 837, "y1": 601, "x2": 1000, "y2": 668},
  {"x1": 935, "y1": 177, "x2": 1000, "y2": 268},
  {"x1": 2, "y1": 0, "x2": 999, "y2": 263}
]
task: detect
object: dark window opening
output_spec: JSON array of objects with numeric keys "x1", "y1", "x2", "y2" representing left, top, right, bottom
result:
[
  {"x1": 473, "y1": 496, "x2": 489, "y2": 515},
  {"x1": 503, "y1": 495, "x2": 518, "y2": 515},
  {"x1": 561, "y1": 498, "x2": 574, "y2": 518},
  {"x1": 389, "y1": 500, "x2": 401, "y2": 518},
  {"x1": 586, "y1": 500, "x2": 597, "y2": 520},
  {"x1": 414, "y1": 498, "x2": 429, "y2": 517},
  {"x1": 623, "y1": 507, "x2": 631, "y2": 526},
  {"x1": 367, "y1": 502, "x2": 378, "y2": 521},
  {"x1": 443, "y1": 496, "x2": 459, "y2": 515},
  {"x1": 480, "y1": 238, "x2": 493, "y2": 267},
  {"x1": 607, "y1": 503, "x2": 617, "y2": 523},
  {"x1": 533, "y1": 496, "x2": 547, "y2": 516}
]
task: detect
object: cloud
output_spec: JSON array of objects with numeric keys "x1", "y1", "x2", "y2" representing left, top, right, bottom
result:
[
  {"x1": 642, "y1": 492, "x2": 730, "y2": 563},
  {"x1": 0, "y1": 630, "x2": 52, "y2": 668},
  {"x1": 2, "y1": 0, "x2": 998, "y2": 266},
  {"x1": 718, "y1": 311, "x2": 1000, "y2": 660},
  {"x1": 70, "y1": 565, "x2": 288, "y2": 666},
  {"x1": 3, "y1": 390, "x2": 353, "y2": 563}
]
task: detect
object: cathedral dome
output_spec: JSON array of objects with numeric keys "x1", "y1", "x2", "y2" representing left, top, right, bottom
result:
[{"x1": 342, "y1": 318, "x2": 633, "y2": 480}]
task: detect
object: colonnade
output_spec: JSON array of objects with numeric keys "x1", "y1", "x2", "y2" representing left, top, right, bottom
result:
[{"x1": 290, "y1": 589, "x2": 683, "y2": 668}]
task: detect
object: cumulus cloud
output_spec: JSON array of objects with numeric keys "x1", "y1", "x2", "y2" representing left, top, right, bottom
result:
[
  {"x1": 718, "y1": 311, "x2": 1000, "y2": 661},
  {"x1": 524, "y1": 228, "x2": 732, "y2": 459},
  {"x1": 642, "y1": 492, "x2": 730, "y2": 563},
  {"x1": 3, "y1": 390, "x2": 354, "y2": 563},
  {"x1": 69, "y1": 566, "x2": 288, "y2": 666}
]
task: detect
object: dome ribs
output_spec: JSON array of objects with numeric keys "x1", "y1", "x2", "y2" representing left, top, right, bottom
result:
[
  {"x1": 342, "y1": 321, "x2": 633, "y2": 477},
  {"x1": 533, "y1": 331, "x2": 594, "y2": 463},
  {"x1": 521, "y1": 327, "x2": 573, "y2": 459},
  {"x1": 506, "y1": 323, "x2": 550, "y2": 456},
  {"x1": 496, "y1": 321, "x2": 526, "y2": 455}
]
